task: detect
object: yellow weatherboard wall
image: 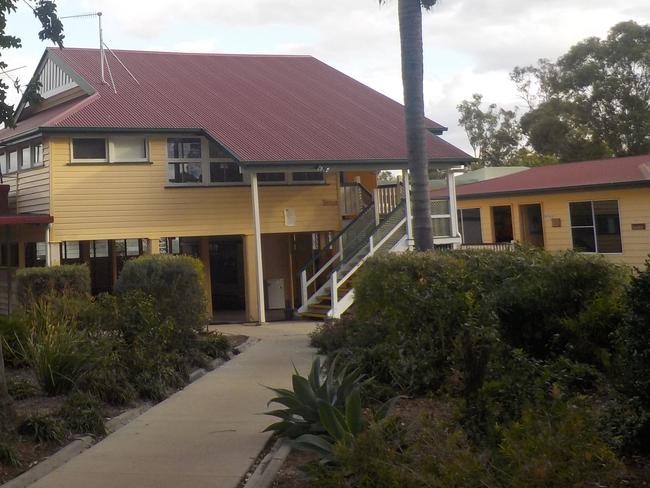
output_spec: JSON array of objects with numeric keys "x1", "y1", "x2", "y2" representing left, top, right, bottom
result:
[
  {"x1": 457, "y1": 187, "x2": 650, "y2": 268},
  {"x1": 47, "y1": 136, "x2": 341, "y2": 242}
]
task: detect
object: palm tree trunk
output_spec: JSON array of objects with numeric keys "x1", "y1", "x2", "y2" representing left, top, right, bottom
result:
[
  {"x1": 0, "y1": 342, "x2": 15, "y2": 433},
  {"x1": 398, "y1": 0, "x2": 433, "y2": 251}
]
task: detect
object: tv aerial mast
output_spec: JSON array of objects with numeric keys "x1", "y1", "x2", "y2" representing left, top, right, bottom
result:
[{"x1": 60, "y1": 12, "x2": 106, "y2": 84}]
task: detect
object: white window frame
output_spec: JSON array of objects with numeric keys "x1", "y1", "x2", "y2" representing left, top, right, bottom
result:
[
  {"x1": 7, "y1": 151, "x2": 18, "y2": 174},
  {"x1": 165, "y1": 136, "x2": 326, "y2": 187},
  {"x1": 108, "y1": 136, "x2": 149, "y2": 163},
  {"x1": 568, "y1": 199, "x2": 623, "y2": 255},
  {"x1": 20, "y1": 146, "x2": 31, "y2": 170},
  {"x1": 431, "y1": 199, "x2": 452, "y2": 238},
  {"x1": 33, "y1": 143, "x2": 43, "y2": 167},
  {"x1": 167, "y1": 136, "x2": 205, "y2": 186},
  {"x1": 71, "y1": 136, "x2": 108, "y2": 163}
]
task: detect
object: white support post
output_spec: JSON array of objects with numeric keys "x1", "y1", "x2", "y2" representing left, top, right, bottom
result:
[
  {"x1": 338, "y1": 236, "x2": 344, "y2": 259},
  {"x1": 447, "y1": 170, "x2": 460, "y2": 249},
  {"x1": 300, "y1": 269, "x2": 308, "y2": 307},
  {"x1": 369, "y1": 235, "x2": 374, "y2": 254},
  {"x1": 402, "y1": 169, "x2": 414, "y2": 250},
  {"x1": 330, "y1": 270, "x2": 339, "y2": 319},
  {"x1": 250, "y1": 172, "x2": 266, "y2": 323}
]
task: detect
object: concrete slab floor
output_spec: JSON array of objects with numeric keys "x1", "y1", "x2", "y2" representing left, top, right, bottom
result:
[{"x1": 29, "y1": 321, "x2": 318, "y2": 488}]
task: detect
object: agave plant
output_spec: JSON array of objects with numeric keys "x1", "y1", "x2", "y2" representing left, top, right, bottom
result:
[
  {"x1": 265, "y1": 356, "x2": 399, "y2": 463},
  {"x1": 264, "y1": 356, "x2": 368, "y2": 439}
]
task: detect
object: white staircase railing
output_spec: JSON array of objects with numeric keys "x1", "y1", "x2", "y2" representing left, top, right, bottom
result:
[{"x1": 299, "y1": 201, "x2": 408, "y2": 319}]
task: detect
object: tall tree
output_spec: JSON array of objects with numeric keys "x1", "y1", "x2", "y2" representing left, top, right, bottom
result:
[
  {"x1": 0, "y1": 0, "x2": 64, "y2": 128},
  {"x1": 457, "y1": 94, "x2": 522, "y2": 167},
  {"x1": 380, "y1": 0, "x2": 437, "y2": 251},
  {"x1": 512, "y1": 21, "x2": 650, "y2": 161}
]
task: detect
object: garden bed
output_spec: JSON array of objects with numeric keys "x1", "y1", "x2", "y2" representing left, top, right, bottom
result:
[{"x1": 0, "y1": 333, "x2": 246, "y2": 485}]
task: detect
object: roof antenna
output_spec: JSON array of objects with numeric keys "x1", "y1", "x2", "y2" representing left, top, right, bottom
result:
[{"x1": 60, "y1": 12, "x2": 106, "y2": 84}]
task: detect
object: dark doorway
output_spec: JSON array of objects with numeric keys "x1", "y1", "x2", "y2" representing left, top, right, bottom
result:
[
  {"x1": 209, "y1": 237, "x2": 245, "y2": 312},
  {"x1": 491, "y1": 206, "x2": 513, "y2": 243},
  {"x1": 519, "y1": 204, "x2": 545, "y2": 247}
]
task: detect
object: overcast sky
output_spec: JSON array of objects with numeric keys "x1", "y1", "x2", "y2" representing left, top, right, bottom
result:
[{"x1": 3, "y1": 0, "x2": 650, "y2": 152}]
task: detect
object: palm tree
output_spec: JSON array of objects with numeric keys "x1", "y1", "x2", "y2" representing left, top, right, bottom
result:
[{"x1": 381, "y1": 0, "x2": 437, "y2": 250}]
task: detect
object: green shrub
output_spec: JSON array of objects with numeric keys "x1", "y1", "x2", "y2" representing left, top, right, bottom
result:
[
  {"x1": 495, "y1": 402, "x2": 623, "y2": 487},
  {"x1": 109, "y1": 291, "x2": 186, "y2": 401},
  {"x1": 310, "y1": 319, "x2": 350, "y2": 354},
  {"x1": 15, "y1": 265, "x2": 90, "y2": 304},
  {"x1": 7, "y1": 377, "x2": 39, "y2": 400},
  {"x1": 18, "y1": 415, "x2": 66, "y2": 444},
  {"x1": 114, "y1": 255, "x2": 209, "y2": 352},
  {"x1": 76, "y1": 350, "x2": 136, "y2": 406},
  {"x1": 0, "y1": 314, "x2": 30, "y2": 367},
  {"x1": 309, "y1": 406, "x2": 494, "y2": 488},
  {"x1": 195, "y1": 331, "x2": 231, "y2": 360},
  {"x1": 0, "y1": 441, "x2": 20, "y2": 467},
  {"x1": 23, "y1": 320, "x2": 92, "y2": 396},
  {"x1": 60, "y1": 392, "x2": 106, "y2": 436}
]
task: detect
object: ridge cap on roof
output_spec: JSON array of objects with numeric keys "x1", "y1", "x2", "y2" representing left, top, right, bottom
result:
[{"x1": 46, "y1": 46, "x2": 314, "y2": 58}]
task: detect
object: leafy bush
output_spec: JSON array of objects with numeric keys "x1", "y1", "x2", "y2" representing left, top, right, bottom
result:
[
  {"x1": 0, "y1": 441, "x2": 20, "y2": 467},
  {"x1": 7, "y1": 377, "x2": 39, "y2": 400},
  {"x1": 24, "y1": 321, "x2": 92, "y2": 396},
  {"x1": 15, "y1": 265, "x2": 90, "y2": 304},
  {"x1": 76, "y1": 349, "x2": 136, "y2": 406},
  {"x1": 310, "y1": 319, "x2": 350, "y2": 354},
  {"x1": 0, "y1": 314, "x2": 30, "y2": 367},
  {"x1": 60, "y1": 392, "x2": 106, "y2": 436},
  {"x1": 115, "y1": 255, "x2": 209, "y2": 352},
  {"x1": 495, "y1": 402, "x2": 623, "y2": 487},
  {"x1": 195, "y1": 331, "x2": 231, "y2": 360},
  {"x1": 309, "y1": 404, "x2": 494, "y2": 488},
  {"x1": 110, "y1": 291, "x2": 186, "y2": 401},
  {"x1": 17, "y1": 415, "x2": 66, "y2": 444}
]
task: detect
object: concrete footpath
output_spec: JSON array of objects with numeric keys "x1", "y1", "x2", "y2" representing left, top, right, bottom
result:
[{"x1": 29, "y1": 321, "x2": 317, "y2": 488}]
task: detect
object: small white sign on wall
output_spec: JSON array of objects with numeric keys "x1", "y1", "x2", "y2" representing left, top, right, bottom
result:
[{"x1": 284, "y1": 208, "x2": 296, "y2": 226}]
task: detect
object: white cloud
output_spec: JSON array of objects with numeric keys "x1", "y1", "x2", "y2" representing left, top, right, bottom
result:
[{"x1": 9, "y1": 0, "x2": 650, "y2": 152}]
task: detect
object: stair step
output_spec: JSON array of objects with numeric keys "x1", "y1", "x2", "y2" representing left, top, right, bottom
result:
[
  {"x1": 300, "y1": 311, "x2": 327, "y2": 320},
  {"x1": 310, "y1": 304, "x2": 331, "y2": 310}
]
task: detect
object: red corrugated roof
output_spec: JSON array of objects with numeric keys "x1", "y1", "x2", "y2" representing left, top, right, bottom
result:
[
  {"x1": 1, "y1": 48, "x2": 471, "y2": 164},
  {"x1": 431, "y1": 154, "x2": 650, "y2": 198}
]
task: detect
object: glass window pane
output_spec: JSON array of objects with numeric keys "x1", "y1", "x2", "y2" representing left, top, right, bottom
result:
[
  {"x1": 112, "y1": 137, "x2": 147, "y2": 161},
  {"x1": 292, "y1": 172, "x2": 324, "y2": 182},
  {"x1": 258, "y1": 172, "x2": 286, "y2": 182},
  {"x1": 72, "y1": 138, "x2": 106, "y2": 160},
  {"x1": 168, "y1": 163, "x2": 202, "y2": 183},
  {"x1": 209, "y1": 141, "x2": 230, "y2": 158},
  {"x1": 210, "y1": 162, "x2": 242, "y2": 183},
  {"x1": 571, "y1": 227, "x2": 596, "y2": 252},
  {"x1": 569, "y1": 202, "x2": 593, "y2": 227},
  {"x1": 432, "y1": 217, "x2": 451, "y2": 237},
  {"x1": 8, "y1": 151, "x2": 17, "y2": 172},
  {"x1": 594, "y1": 200, "x2": 622, "y2": 253},
  {"x1": 64, "y1": 241, "x2": 80, "y2": 259},
  {"x1": 33, "y1": 144, "x2": 43, "y2": 166},
  {"x1": 167, "y1": 138, "x2": 201, "y2": 159},
  {"x1": 126, "y1": 239, "x2": 140, "y2": 256},
  {"x1": 182, "y1": 138, "x2": 201, "y2": 158},
  {"x1": 36, "y1": 242, "x2": 47, "y2": 260},
  {"x1": 460, "y1": 208, "x2": 483, "y2": 244},
  {"x1": 92, "y1": 240, "x2": 109, "y2": 258},
  {"x1": 21, "y1": 147, "x2": 31, "y2": 169}
]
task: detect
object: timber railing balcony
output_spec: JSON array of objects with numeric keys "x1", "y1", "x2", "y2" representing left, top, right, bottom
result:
[{"x1": 339, "y1": 181, "x2": 373, "y2": 218}]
